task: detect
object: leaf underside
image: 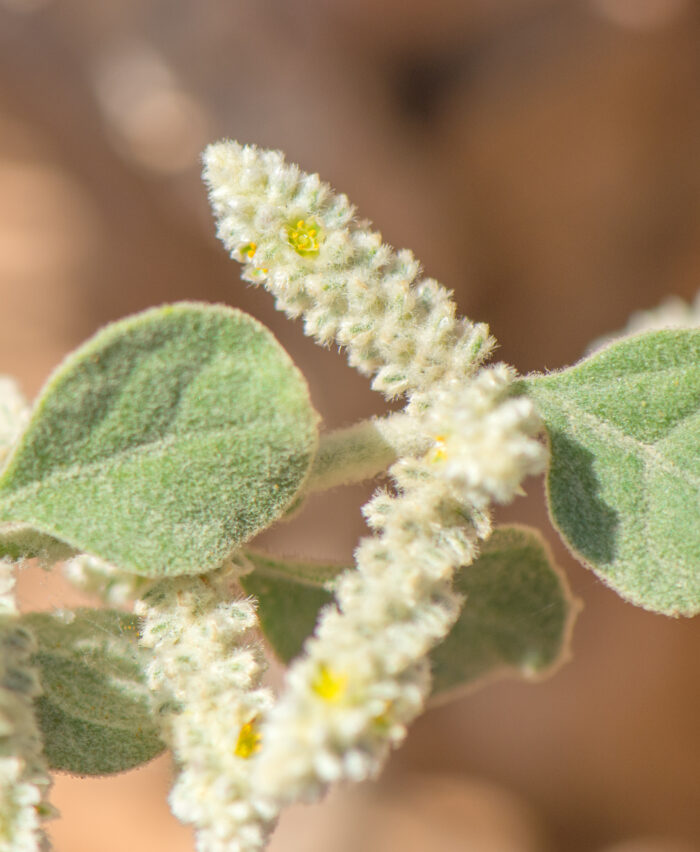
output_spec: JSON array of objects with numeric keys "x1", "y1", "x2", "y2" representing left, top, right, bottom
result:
[
  {"x1": 24, "y1": 608, "x2": 164, "y2": 775},
  {"x1": 241, "y1": 550, "x2": 340, "y2": 664},
  {"x1": 524, "y1": 329, "x2": 700, "y2": 616},
  {"x1": 0, "y1": 303, "x2": 319, "y2": 577},
  {"x1": 0, "y1": 524, "x2": 76, "y2": 564},
  {"x1": 243, "y1": 526, "x2": 576, "y2": 697},
  {"x1": 429, "y1": 525, "x2": 575, "y2": 697}
]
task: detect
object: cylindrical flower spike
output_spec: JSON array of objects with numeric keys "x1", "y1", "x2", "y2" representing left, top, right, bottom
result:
[
  {"x1": 0, "y1": 379, "x2": 54, "y2": 849},
  {"x1": 203, "y1": 140, "x2": 547, "y2": 810},
  {"x1": 0, "y1": 561, "x2": 55, "y2": 852},
  {"x1": 251, "y1": 371, "x2": 545, "y2": 803},
  {"x1": 203, "y1": 142, "x2": 495, "y2": 400},
  {"x1": 136, "y1": 572, "x2": 276, "y2": 852}
]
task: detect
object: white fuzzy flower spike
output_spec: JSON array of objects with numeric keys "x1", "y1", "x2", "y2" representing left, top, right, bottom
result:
[
  {"x1": 251, "y1": 369, "x2": 545, "y2": 803},
  {"x1": 203, "y1": 141, "x2": 495, "y2": 399},
  {"x1": 136, "y1": 571, "x2": 276, "y2": 852},
  {"x1": 421, "y1": 365, "x2": 546, "y2": 509},
  {"x1": 0, "y1": 561, "x2": 55, "y2": 852},
  {"x1": 203, "y1": 140, "x2": 547, "y2": 811}
]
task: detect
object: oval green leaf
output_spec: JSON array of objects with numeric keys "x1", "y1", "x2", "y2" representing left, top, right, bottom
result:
[
  {"x1": 524, "y1": 329, "x2": 700, "y2": 616},
  {"x1": 241, "y1": 550, "x2": 340, "y2": 663},
  {"x1": 429, "y1": 525, "x2": 576, "y2": 699},
  {"x1": 24, "y1": 608, "x2": 164, "y2": 775},
  {"x1": 0, "y1": 303, "x2": 320, "y2": 576}
]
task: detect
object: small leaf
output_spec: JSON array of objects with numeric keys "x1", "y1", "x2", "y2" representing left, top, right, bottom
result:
[
  {"x1": 523, "y1": 329, "x2": 700, "y2": 616},
  {"x1": 243, "y1": 527, "x2": 576, "y2": 697},
  {"x1": 240, "y1": 551, "x2": 340, "y2": 663},
  {"x1": 429, "y1": 525, "x2": 576, "y2": 698},
  {"x1": 24, "y1": 608, "x2": 164, "y2": 775},
  {"x1": 0, "y1": 524, "x2": 76, "y2": 563},
  {"x1": 0, "y1": 303, "x2": 320, "y2": 576}
]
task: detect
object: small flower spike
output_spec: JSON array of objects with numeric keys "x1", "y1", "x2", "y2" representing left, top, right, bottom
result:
[
  {"x1": 136, "y1": 572, "x2": 275, "y2": 852},
  {"x1": 0, "y1": 380, "x2": 54, "y2": 851},
  {"x1": 0, "y1": 561, "x2": 55, "y2": 852}
]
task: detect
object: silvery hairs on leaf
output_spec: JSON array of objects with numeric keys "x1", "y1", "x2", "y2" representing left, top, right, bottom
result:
[
  {"x1": 524, "y1": 329, "x2": 700, "y2": 616},
  {"x1": 24, "y1": 609, "x2": 164, "y2": 776},
  {"x1": 0, "y1": 303, "x2": 319, "y2": 577},
  {"x1": 203, "y1": 142, "x2": 547, "y2": 806}
]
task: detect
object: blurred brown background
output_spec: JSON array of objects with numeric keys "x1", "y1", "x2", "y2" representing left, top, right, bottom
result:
[{"x1": 1, "y1": 1, "x2": 699, "y2": 850}]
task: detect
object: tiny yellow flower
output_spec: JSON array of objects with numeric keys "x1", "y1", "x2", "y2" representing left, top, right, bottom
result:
[
  {"x1": 234, "y1": 718, "x2": 262, "y2": 759},
  {"x1": 286, "y1": 219, "x2": 321, "y2": 257},
  {"x1": 311, "y1": 664, "x2": 347, "y2": 702},
  {"x1": 429, "y1": 434, "x2": 448, "y2": 463},
  {"x1": 239, "y1": 242, "x2": 257, "y2": 259}
]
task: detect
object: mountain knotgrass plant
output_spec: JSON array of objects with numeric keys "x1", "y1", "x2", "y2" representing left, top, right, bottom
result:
[{"x1": 0, "y1": 141, "x2": 698, "y2": 851}]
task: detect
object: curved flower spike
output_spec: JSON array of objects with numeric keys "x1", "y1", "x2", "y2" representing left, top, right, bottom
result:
[{"x1": 203, "y1": 141, "x2": 547, "y2": 810}]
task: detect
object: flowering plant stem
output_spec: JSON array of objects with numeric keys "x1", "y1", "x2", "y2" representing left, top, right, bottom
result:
[{"x1": 0, "y1": 140, "x2": 696, "y2": 852}]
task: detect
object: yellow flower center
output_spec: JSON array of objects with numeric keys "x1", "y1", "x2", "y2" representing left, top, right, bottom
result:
[
  {"x1": 429, "y1": 434, "x2": 448, "y2": 463},
  {"x1": 234, "y1": 718, "x2": 262, "y2": 758},
  {"x1": 311, "y1": 663, "x2": 347, "y2": 702},
  {"x1": 286, "y1": 219, "x2": 321, "y2": 257},
  {"x1": 239, "y1": 242, "x2": 257, "y2": 259}
]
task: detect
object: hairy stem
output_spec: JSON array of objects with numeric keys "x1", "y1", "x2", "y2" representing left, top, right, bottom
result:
[{"x1": 305, "y1": 414, "x2": 430, "y2": 494}]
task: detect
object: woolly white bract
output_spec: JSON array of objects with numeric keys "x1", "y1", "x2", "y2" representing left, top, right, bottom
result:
[
  {"x1": 202, "y1": 141, "x2": 547, "y2": 809},
  {"x1": 135, "y1": 573, "x2": 275, "y2": 852}
]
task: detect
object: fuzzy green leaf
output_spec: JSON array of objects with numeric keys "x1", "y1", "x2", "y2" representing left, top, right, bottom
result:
[
  {"x1": 429, "y1": 525, "x2": 576, "y2": 698},
  {"x1": 523, "y1": 329, "x2": 700, "y2": 616},
  {"x1": 0, "y1": 303, "x2": 319, "y2": 576},
  {"x1": 0, "y1": 524, "x2": 76, "y2": 563},
  {"x1": 241, "y1": 550, "x2": 340, "y2": 663},
  {"x1": 243, "y1": 527, "x2": 576, "y2": 696},
  {"x1": 24, "y1": 608, "x2": 164, "y2": 775}
]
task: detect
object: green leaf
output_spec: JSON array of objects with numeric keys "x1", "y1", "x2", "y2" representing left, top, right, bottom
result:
[
  {"x1": 23, "y1": 608, "x2": 164, "y2": 775},
  {"x1": 242, "y1": 527, "x2": 576, "y2": 697},
  {"x1": 240, "y1": 550, "x2": 340, "y2": 663},
  {"x1": 0, "y1": 303, "x2": 320, "y2": 577},
  {"x1": 523, "y1": 329, "x2": 700, "y2": 616},
  {"x1": 0, "y1": 524, "x2": 76, "y2": 563},
  {"x1": 429, "y1": 525, "x2": 576, "y2": 698}
]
